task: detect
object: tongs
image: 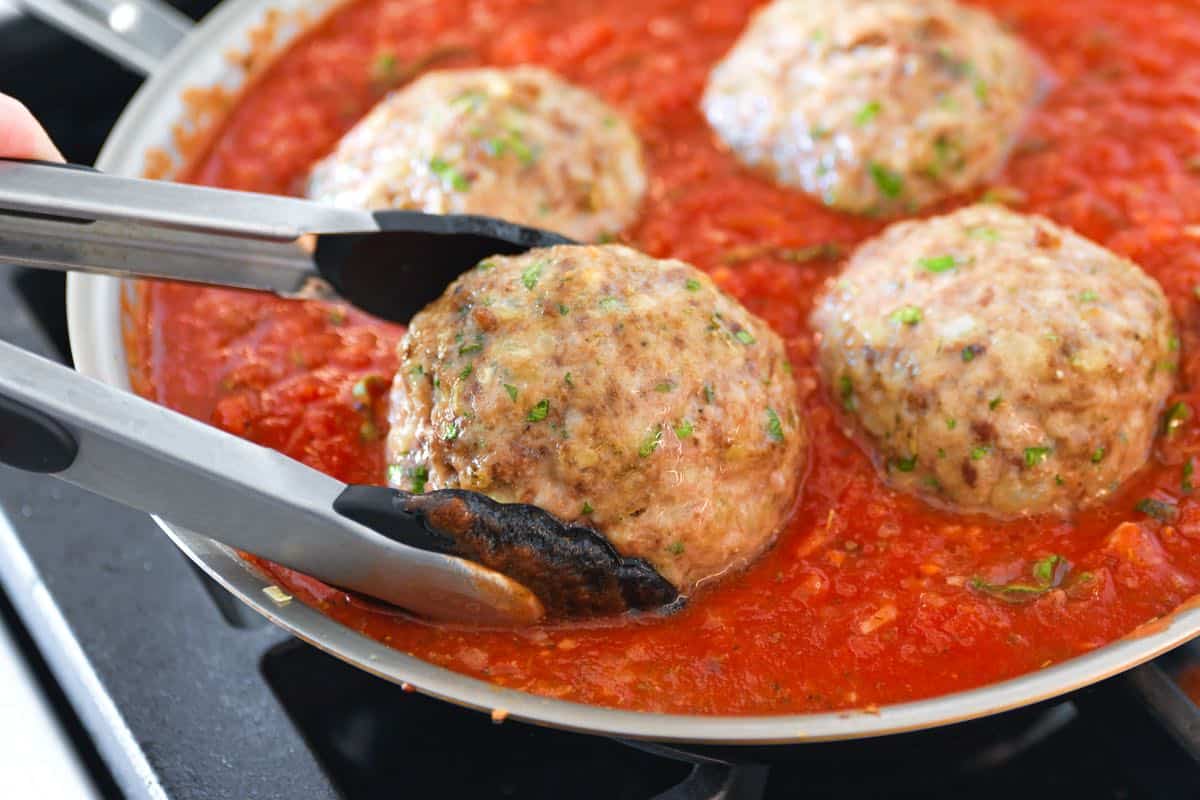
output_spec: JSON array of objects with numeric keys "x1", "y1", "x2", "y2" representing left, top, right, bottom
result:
[
  {"x1": 0, "y1": 158, "x2": 572, "y2": 321},
  {"x1": 0, "y1": 159, "x2": 678, "y2": 624}
]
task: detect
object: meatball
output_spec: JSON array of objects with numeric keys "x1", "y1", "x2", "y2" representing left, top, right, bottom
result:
[
  {"x1": 386, "y1": 244, "x2": 807, "y2": 591},
  {"x1": 307, "y1": 67, "x2": 646, "y2": 242},
  {"x1": 701, "y1": 0, "x2": 1041, "y2": 215},
  {"x1": 812, "y1": 205, "x2": 1176, "y2": 517}
]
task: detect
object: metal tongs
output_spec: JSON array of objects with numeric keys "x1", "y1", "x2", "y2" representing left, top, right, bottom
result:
[{"x1": 0, "y1": 159, "x2": 678, "y2": 624}]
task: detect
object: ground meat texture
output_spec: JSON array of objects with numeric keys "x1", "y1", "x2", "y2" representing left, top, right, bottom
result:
[
  {"x1": 812, "y1": 205, "x2": 1176, "y2": 517},
  {"x1": 701, "y1": 0, "x2": 1041, "y2": 216},
  {"x1": 306, "y1": 67, "x2": 646, "y2": 242},
  {"x1": 386, "y1": 244, "x2": 807, "y2": 591}
]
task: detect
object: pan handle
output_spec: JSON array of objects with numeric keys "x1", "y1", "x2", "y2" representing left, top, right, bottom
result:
[{"x1": 13, "y1": 0, "x2": 192, "y2": 76}]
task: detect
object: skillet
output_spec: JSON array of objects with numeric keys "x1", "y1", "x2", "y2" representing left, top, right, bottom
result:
[{"x1": 42, "y1": 0, "x2": 1200, "y2": 745}]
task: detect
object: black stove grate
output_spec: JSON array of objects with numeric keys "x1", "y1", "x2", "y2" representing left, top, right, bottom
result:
[{"x1": 1, "y1": 6, "x2": 1200, "y2": 799}]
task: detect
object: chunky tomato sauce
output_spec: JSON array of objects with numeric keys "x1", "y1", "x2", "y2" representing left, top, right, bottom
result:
[{"x1": 128, "y1": 0, "x2": 1200, "y2": 714}]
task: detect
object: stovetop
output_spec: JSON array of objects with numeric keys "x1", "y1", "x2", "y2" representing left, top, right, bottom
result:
[{"x1": 2, "y1": 5, "x2": 1200, "y2": 799}]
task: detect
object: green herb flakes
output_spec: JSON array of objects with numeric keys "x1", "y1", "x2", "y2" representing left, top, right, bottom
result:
[
  {"x1": 971, "y1": 444, "x2": 991, "y2": 460},
  {"x1": 1091, "y1": 447, "x2": 1106, "y2": 464},
  {"x1": 408, "y1": 464, "x2": 430, "y2": 494},
  {"x1": 1170, "y1": 335, "x2": 1181, "y2": 352},
  {"x1": 503, "y1": 383, "x2": 518, "y2": 402},
  {"x1": 1135, "y1": 497, "x2": 1179, "y2": 523},
  {"x1": 766, "y1": 408, "x2": 784, "y2": 442},
  {"x1": 989, "y1": 396, "x2": 1003, "y2": 410},
  {"x1": 735, "y1": 329, "x2": 756, "y2": 345},
  {"x1": 1164, "y1": 401, "x2": 1192, "y2": 436},
  {"x1": 854, "y1": 100, "x2": 881, "y2": 126},
  {"x1": 919, "y1": 254, "x2": 959, "y2": 273},
  {"x1": 1184, "y1": 458, "x2": 1195, "y2": 493},
  {"x1": 429, "y1": 156, "x2": 470, "y2": 191},
  {"x1": 961, "y1": 344, "x2": 983, "y2": 362},
  {"x1": 889, "y1": 305, "x2": 924, "y2": 325},
  {"x1": 1024, "y1": 446, "x2": 1051, "y2": 467},
  {"x1": 946, "y1": 418, "x2": 958, "y2": 430},
  {"x1": 558, "y1": 303, "x2": 570, "y2": 315},
  {"x1": 675, "y1": 419, "x2": 694, "y2": 439},
  {"x1": 969, "y1": 553, "x2": 1069, "y2": 605},
  {"x1": 458, "y1": 339, "x2": 483, "y2": 355},
  {"x1": 520, "y1": 260, "x2": 544, "y2": 291},
  {"x1": 598, "y1": 296, "x2": 620, "y2": 310},
  {"x1": 967, "y1": 226, "x2": 999, "y2": 241},
  {"x1": 581, "y1": 501, "x2": 594, "y2": 515},
  {"x1": 639, "y1": 425, "x2": 664, "y2": 457},
  {"x1": 839, "y1": 375, "x2": 855, "y2": 409},
  {"x1": 459, "y1": 364, "x2": 473, "y2": 380},
  {"x1": 869, "y1": 162, "x2": 904, "y2": 198},
  {"x1": 894, "y1": 455, "x2": 918, "y2": 472},
  {"x1": 704, "y1": 384, "x2": 715, "y2": 404},
  {"x1": 441, "y1": 422, "x2": 460, "y2": 442},
  {"x1": 1079, "y1": 289, "x2": 1099, "y2": 303},
  {"x1": 564, "y1": 373, "x2": 574, "y2": 386},
  {"x1": 666, "y1": 541, "x2": 685, "y2": 556},
  {"x1": 526, "y1": 399, "x2": 550, "y2": 423},
  {"x1": 476, "y1": 259, "x2": 495, "y2": 272},
  {"x1": 685, "y1": 278, "x2": 702, "y2": 292}
]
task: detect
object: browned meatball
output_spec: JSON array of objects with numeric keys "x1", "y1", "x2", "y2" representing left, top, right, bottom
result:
[
  {"x1": 702, "y1": 0, "x2": 1041, "y2": 215},
  {"x1": 812, "y1": 205, "x2": 1176, "y2": 517},
  {"x1": 386, "y1": 244, "x2": 807, "y2": 591}
]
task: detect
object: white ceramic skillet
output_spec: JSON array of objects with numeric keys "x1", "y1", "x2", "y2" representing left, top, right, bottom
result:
[{"x1": 49, "y1": 0, "x2": 1200, "y2": 745}]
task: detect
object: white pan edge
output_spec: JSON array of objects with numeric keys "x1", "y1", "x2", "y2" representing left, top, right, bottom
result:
[{"x1": 65, "y1": 0, "x2": 1200, "y2": 745}]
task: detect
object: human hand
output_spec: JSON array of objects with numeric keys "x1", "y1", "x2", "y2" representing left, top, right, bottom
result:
[{"x1": 0, "y1": 93, "x2": 62, "y2": 162}]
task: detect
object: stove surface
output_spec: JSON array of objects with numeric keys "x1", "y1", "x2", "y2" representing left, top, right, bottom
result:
[{"x1": 1, "y1": 5, "x2": 1199, "y2": 799}]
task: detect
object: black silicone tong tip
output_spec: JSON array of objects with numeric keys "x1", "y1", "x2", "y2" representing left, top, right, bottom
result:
[
  {"x1": 333, "y1": 485, "x2": 679, "y2": 619},
  {"x1": 313, "y1": 210, "x2": 575, "y2": 323}
]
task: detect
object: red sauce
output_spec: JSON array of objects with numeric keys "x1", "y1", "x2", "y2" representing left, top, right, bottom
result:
[{"x1": 131, "y1": 0, "x2": 1200, "y2": 714}]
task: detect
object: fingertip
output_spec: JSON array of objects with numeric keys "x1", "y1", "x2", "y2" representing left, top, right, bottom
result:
[{"x1": 0, "y1": 93, "x2": 64, "y2": 163}]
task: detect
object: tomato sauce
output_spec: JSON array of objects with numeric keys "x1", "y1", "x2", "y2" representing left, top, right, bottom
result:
[{"x1": 129, "y1": 0, "x2": 1200, "y2": 714}]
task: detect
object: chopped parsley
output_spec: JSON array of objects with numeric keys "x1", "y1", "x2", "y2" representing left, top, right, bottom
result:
[
  {"x1": 962, "y1": 344, "x2": 984, "y2": 362},
  {"x1": 666, "y1": 541, "x2": 686, "y2": 556},
  {"x1": 989, "y1": 396, "x2": 1003, "y2": 410},
  {"x1": 967, "y1": 226, "x2": 999, "y2": 241},
  {"x1": 735, "y1": 329, "x2": 756, "y2": 345},
  {"x1": 1024, "y1": 446, "x2": 1051, "y2": 467},
  {"x1": 971, "y1": 444, "x2": 991, "y2": 460},
  {"x1": 889, "y1": 305, "x2": 924, "y2": 325},
  {"x1": 1184, "y1": 458, "x2": 1195, "y2": 493},
  {"x1": 458, "y1": 339, "x2": 483, "y2": 355},
  {"x1": 973, "y1": 76, "x2": 990, "y2": 104},
  {"x1": 854, "y1": 100, "x2": 881, "y2": 126},
  {"x1": 564, "y1": 373, "x2": 574, "y2": 386},
  {"x1": 1135, "y1": 497, "x2": 1179, "y2": 523},
  {"x1": 1079, "y1": 289, "x2": 1099, "y2": 303},
  {"x1": 520, "y1": 260, "x2": 544, "y2": 291},
  {"x1": 919, "y1": 254, "x2": 959, "y2": 273},
  {"x1": 526, "y1": 399, "x2": 550, "y2": 423},
  {"x1": 441, "y1": 422, "x2": 460, "y2": 442},
  {"x1": 766, "y1": 408, "x2": 784, "y2": 442},
  {"x1": 639, "y1": 425, "x2": 664, "y2": 458},
  {"x1": 598, "y1": 296, "x2": 620, "y2": 310},
  {"x1": 946, "y1": 418, "x2": 958, "y2": 430},
  {"x1": 459, "y1": 364, "x2": 473, "y2": 379},
  {"x1": 1091, "y1": 446, "x2": 1106, "y2": 463},
  {"x1": 558, "y1": 303, "x2": 570, "y2": 315},
  {"x1": 685, "y1": 278, "x2": 702, "y2": 292},
  {"x1": 869, "y1": 162, "x2": 904, "y2": 198},
  {"x1": 674, "y1": 419, "x2": 694, "y2": 439},
  {"x1": 406, "y1": 464, "x2": 430, "y2": 494},
  {"x1": 581, "y1": 501, "x2": 594, "y2": 515},
  {"x1": 503, "y1": 383, "x2": 518, "y2": 402},
  {"x1": 839, "y1": 374, "x2": 855, "y2": 409},
  {"x1": 370, "y1": 51, "x2": 397, "y2": 82},
  {"x1": 1164, "y1": 401, "x2": 1192, "y2": 436},
  {"x1": 704, "y1": 384, "x2": 715, "y2": 404},
  {"x1": 893, "y1": 455, "x2": 918, "y2": 472},
  {"x1": 655, "y1": 381, "x2": 675, "y2": 393},
  {"x1": 476, "y1": 259, "x2": 495, "y2": 272},
  {"x1": 1170, "y1": 335, "x2": 1181, "y2": 352},
  {"x1": 429, "y1": 156, "x2": 470, "y2": 191}
]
